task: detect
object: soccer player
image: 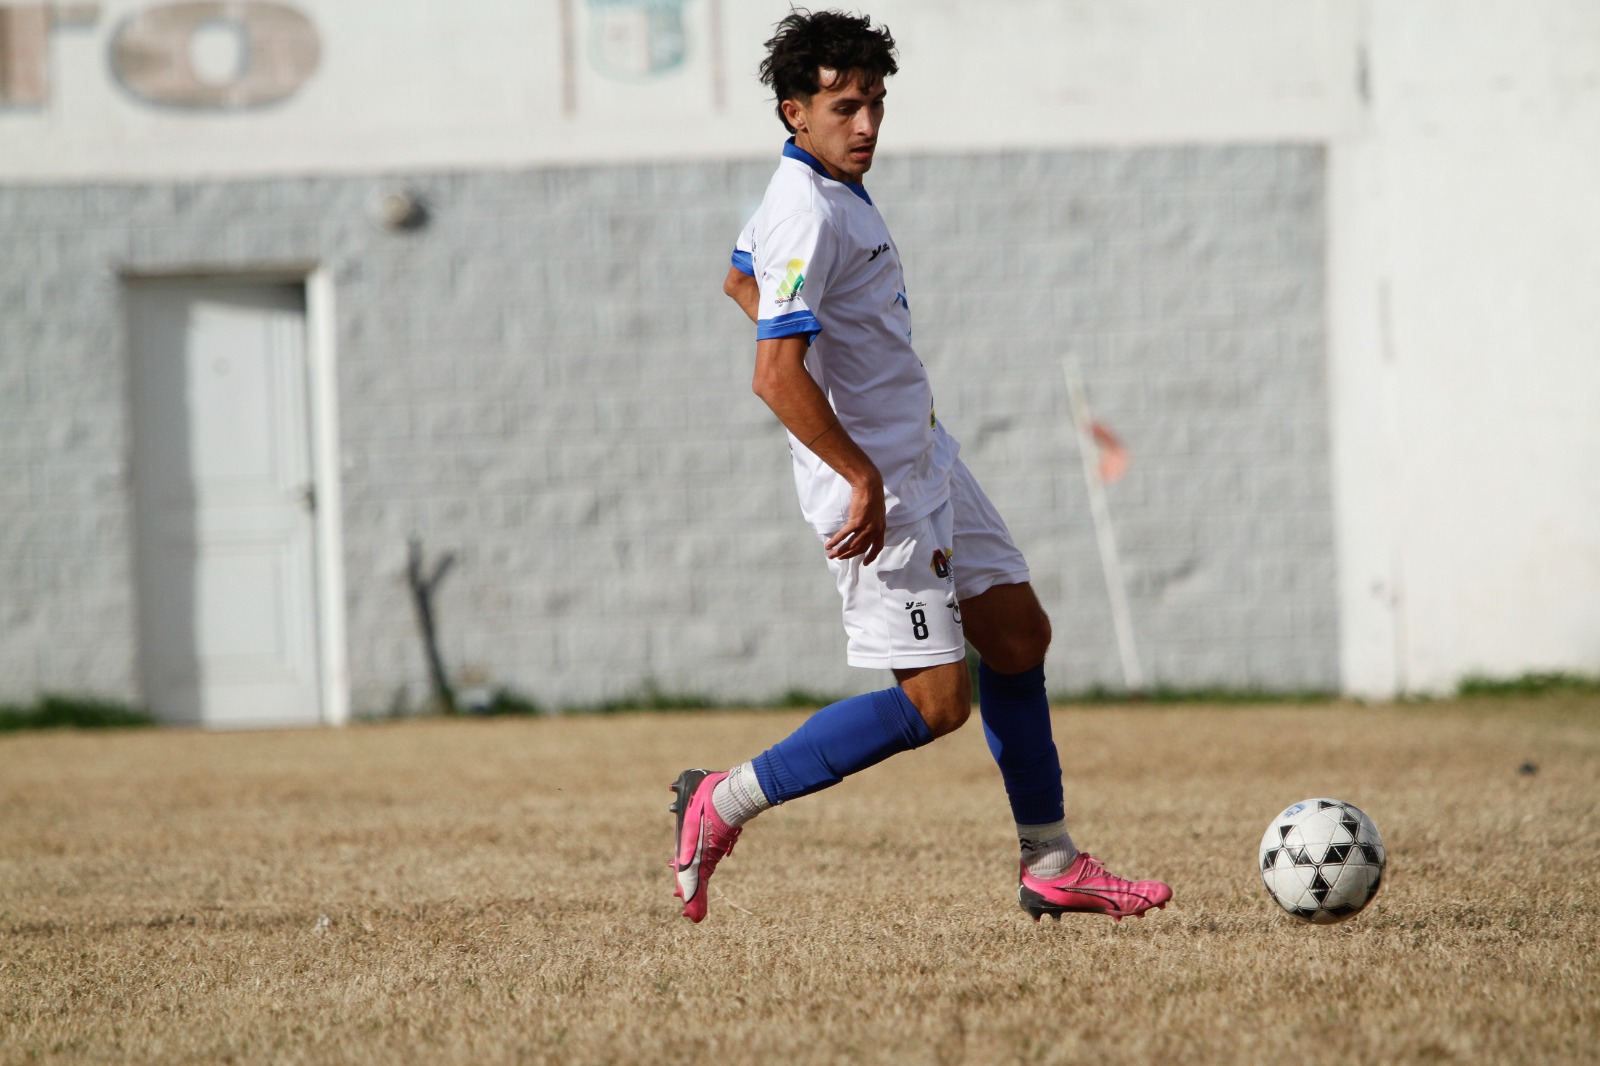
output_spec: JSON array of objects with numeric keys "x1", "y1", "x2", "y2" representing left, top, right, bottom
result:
[{"x1": 672, "y1": 10, "x2": 1172, "y2": 924}]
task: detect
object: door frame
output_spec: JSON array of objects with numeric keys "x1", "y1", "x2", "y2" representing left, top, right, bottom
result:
[{"x1": 122, "y1": 263, "x2": 350, "y2": 727}]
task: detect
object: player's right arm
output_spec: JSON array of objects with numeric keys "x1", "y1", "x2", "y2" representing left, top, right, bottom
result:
[
  {"x1": 752, "y1": 335, "x2": 885, "y2": 564},
  {"x1": 723, "y1": 266, "x2": 759, "y2": 323},
  {"x1": 747, "y1": 210, "x2": 882, "y2": 559},
  {"x1": 726, "y1": 218, "x2": 760, "y2": 323}
]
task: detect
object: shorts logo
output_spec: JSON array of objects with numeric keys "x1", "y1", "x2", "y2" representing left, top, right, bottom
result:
[
  {"x1": 775, "y1": 259, "x2": 807, "y2": 303},
  {"x1": 929, "y1": 549, "x2": 951, "y2": 579},
  {"x1": 905, "y1": 601, "x2": 930, "y2": 642}
]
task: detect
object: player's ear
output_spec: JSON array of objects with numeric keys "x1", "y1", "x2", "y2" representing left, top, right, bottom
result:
[{"x1": 781, "y1": 97, "x2": 807, "y2": 133}]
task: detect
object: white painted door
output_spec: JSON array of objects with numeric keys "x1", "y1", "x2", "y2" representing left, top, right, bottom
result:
[{"x1": 128, "y1": 280, "x2": 322, "y2": 727}]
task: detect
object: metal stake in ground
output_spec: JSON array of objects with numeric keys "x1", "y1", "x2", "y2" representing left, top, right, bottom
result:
[
  {"x1": 407, "y1": 537, "x2": 458, "y2": 714},
  {"x1": 1063, "y1": 354, "x2": 1144, "y2": 695}
]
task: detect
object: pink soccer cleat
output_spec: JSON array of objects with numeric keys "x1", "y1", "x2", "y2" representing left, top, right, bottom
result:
[
  {"x1": 1018, "y1": 852, "x2": 1172, "y2": 922},
  {"x1": 668, "y1": 768, "x2": 742, "y2": 923}
]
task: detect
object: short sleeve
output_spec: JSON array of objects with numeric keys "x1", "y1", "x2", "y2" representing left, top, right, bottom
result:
[
  {"x1": 755, "y1": 211, "x2": 836, "y2": 343},
  {"x1": 730, "y1": 216, "x2": 755, "y2": 277}
]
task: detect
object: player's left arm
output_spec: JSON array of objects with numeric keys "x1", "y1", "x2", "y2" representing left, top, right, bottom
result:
[{"x1": 723, "y1": 266, "x2": 759, "y2": 323}]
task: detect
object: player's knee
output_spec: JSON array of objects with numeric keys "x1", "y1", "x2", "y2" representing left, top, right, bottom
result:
[
  {"x1": 913, "y1": 670, "x2": 972, "y2": 739},
  {"x1": 984, "y1": 610, "x2": 1052, "y2": 675},
  {"x1": 1026, "y1": 609, "x2": 1053, "y2": 663},
  {"x1": 924, "y1": 698, "x2": 970, "y2": 738}
]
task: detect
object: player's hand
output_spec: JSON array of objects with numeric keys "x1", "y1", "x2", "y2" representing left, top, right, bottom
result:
[{"x1": 825, "y1": 473, "x2": 886, "y2": 565}]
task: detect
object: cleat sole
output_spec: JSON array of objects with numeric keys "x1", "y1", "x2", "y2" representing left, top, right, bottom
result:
[
  {"x1": 668, "y1": 769, "x2": 710, "y2": 863},
  {"x1": 668, "y1": 771, "x2": 709, "y2": 912}
]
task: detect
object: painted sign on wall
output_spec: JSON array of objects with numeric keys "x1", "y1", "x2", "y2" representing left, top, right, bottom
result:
[
  {"x1": 0, "y1": 0, "x2": 720, "y2": 114},
  {"x1": 587, "y1": 0, "x2": 691, "y2": 81},
  {"x1": 0, "y1": 1, "x2": 318, "y2": 109}
]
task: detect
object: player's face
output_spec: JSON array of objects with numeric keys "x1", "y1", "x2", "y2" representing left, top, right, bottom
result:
[{"x1": 784, "y1": 69, "x2": 886, "y2": 183}]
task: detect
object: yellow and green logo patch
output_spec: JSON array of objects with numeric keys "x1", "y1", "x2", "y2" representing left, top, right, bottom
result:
[{"x1": 776, "y1": 258, "x2": 807, "y2": 303}]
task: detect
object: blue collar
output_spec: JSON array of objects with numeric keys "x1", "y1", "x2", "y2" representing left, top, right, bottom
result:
[{"x1": 784, "y1": 138, "x2": 873, "y2": 205}]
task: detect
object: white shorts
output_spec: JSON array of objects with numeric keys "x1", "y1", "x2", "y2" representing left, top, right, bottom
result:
[
  {"x1": 825, "y1": 458, "x2": 1030, "y2": 670},
  {"x1": 947, "y1": 456, "x2": 1032, "y2": 602}
]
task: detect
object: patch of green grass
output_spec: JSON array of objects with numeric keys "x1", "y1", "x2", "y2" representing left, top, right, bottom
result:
[
  {"x1": 1055, "y1": 685, "x2": 1337, "y2": 706},
  {"x1": 0, "y1": 694, "x2": 155, "y2": 733},
  {"x1": 578, "y1": 683, "x2": 723, "y2": 716},
  {"x1": 486, "y1": 687, "x2": 544, "y2": 716},
  {"x1": 1455, "y1": 671, "x2": 1600, "y2": 699},
  {"x1": 555, "y1": 685, "x2": 846, "y2": 716},
  {"x1": 468, "y1": 687, "x2": 544, "y2": 717},
  {"x1": 768, "y1": 689, "x2": 839, "y2": 709}
]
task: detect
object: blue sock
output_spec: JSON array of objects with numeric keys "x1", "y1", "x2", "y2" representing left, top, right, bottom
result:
[
  {"x1": 978, "y1": 663, "x2": 1065, "y2": 826},
  {"x1": 751, "y1": 687, "x2": 933, "y2": 804}
]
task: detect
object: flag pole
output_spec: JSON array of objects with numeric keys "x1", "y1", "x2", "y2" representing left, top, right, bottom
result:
[{"x1": 1063, "y1": 354, "x2": 1145, "y2": 694}]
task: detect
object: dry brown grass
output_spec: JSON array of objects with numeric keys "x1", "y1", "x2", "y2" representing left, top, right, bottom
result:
[{"x1": 2, "y1": 698, "x2": 1597, "y2": 1065}]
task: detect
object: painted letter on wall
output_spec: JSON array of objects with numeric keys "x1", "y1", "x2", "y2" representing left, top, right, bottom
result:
[
  {"x1": 112, "y1": 0, "x2": 318, "y2": 108},
  {"x1": 0, "y1": 5, "x2": 49, "y2": 105}
]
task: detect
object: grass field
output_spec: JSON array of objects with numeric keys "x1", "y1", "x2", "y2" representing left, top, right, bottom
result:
[{"x1": 2, "y1": 698, "x2": 1597, "y2": 1064}]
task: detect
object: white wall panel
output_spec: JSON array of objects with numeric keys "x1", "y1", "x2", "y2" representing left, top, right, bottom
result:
[
  {"x1": 1329, "y1": 0, "x2": 1600, "y2": 694},
  {"x1": 1, "y1": 0, "x2": 1360, "y2": 180}
]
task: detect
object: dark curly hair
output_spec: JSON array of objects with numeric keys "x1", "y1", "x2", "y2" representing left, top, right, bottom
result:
[{"x1": 758, "y1": 9, "x2": 898, "y2": 133}]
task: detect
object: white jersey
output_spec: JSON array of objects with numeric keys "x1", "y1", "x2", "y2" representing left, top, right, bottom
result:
[{"x1": 733, "y1": 139, "x2": 958, "y2": 535}]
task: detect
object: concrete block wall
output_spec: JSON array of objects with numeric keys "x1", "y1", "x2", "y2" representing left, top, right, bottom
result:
[
  {"x1": 0, "y1": 143, "x2": 1335, "y2": 715},
  {"x1": 882, "y1": 146, "x2": 1333, "y2": 694}
]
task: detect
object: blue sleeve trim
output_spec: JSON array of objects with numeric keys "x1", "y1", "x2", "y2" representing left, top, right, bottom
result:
[
  {"x1": 730, "y1": 249, "x2": 754, "y2": 276},
  {"x1": 757, "y1": 309, "x2": 822, "y2": 342}
]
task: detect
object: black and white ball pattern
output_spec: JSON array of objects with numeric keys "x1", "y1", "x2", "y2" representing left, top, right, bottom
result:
[{"x1": 1259, "y1": 798, "x2": 1386, "y2": 923}]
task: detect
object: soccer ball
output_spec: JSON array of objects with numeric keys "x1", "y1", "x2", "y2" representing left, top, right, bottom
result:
[{"x1": 1258, "y1": 798, "x2": 1386, "y2": 923}]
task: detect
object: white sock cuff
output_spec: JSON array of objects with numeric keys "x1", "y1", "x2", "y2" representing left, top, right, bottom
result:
[
  {"x1": 732, "y1": 762, "x2": 771, "y2": 811},
  {"x1": 712, "y1": 762, "x2": 772, "y2": 828},
  {"x1": 1017, "y1": 819, "x2": 1068, "y2": 844},
  {"x1": 1018, "y1": 822, "x2": 1079, "y2": 879}
]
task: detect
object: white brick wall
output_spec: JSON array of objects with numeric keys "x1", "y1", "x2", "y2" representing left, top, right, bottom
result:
[{"x1": 0, "y1": 145, "x2": 1335, "y2": 714}]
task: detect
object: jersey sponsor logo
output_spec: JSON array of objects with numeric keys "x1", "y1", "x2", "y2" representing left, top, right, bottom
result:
[
  {"x1": 775, "y1": 258, "x2": 807, "y2": 304},
  {"x1": 868, "y1": 242, "x2": 890, "y2": 261}
]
